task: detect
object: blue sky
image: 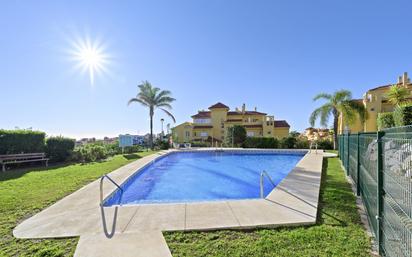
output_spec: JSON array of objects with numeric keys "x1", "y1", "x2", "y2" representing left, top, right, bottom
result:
[{"x1": 1, "y1": 1, "x2": 411, "y2": 139}]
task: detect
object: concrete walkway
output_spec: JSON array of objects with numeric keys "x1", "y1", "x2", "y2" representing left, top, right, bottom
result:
[{"x1": 13, "y1": 149, "x2": 324, "y2": 257}]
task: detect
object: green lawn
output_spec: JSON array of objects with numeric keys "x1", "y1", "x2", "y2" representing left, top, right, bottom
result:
[
  {"x1": 0, "y1": 153, "x2": 370, "y2": 257},
  {"x1": 164, "y1": 157, "x2": 371, "y2": 257},
  {"x1": 0, "y1": 152, "x2": 155, "y2": 257}
]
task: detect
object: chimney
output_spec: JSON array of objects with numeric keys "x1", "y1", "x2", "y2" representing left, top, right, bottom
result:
[
  {"x1": 398, "y1": 76, "x2": 402, "y2": 84},
  {"x1": 242, "y1": 103, "x2": 246, "y2": 113},
  {"x1": 235, "y1": 107, "x2": 239, "y2": 112},
  {"x1": 403, "y1": 72, "x2": 409, "y2": 86},
  {"x1": 254, "y1": 107, "x2": 257, "y2": 111}
]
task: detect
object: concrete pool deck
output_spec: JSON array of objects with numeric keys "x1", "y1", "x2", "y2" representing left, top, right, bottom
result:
[{"x1": 13, "y1": 149, "x2": 324, "y2": 257}]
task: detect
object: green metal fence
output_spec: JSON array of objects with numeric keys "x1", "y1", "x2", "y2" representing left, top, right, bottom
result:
[{"x1": 338, "y1": 126, "x2": 412, "y2": 257}]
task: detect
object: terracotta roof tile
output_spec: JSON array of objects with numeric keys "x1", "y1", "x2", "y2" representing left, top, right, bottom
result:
[
  {"x1": 208, "y1": 102, "x2": 229, "y2": 109},
  {"x1": 191, "y1": 111, "x2": 211, "y2": 118},
  {"x1": 274, "y1": 120, "x2": 290, "y2": 128}
]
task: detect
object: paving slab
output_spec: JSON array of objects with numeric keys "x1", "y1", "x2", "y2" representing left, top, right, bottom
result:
[
  {"x1": 74, "y1": 231, "x2": 172, "y2": 257},
  {"x1": 185, "y1": 201, "x2": 240, "y2": 230},
  {"x1": 124, "y1": 203, "x2": 186, "y2": 232}
]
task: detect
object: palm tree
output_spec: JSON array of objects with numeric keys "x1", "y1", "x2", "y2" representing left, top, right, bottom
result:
[
  {"x1": 309, "y1": 90, "x2": 367, "y2": 149},
  {"x1": 128, "y1": 81, "x2": 176, "y2": 149},
  {"x1": 386, "y1": 84, "x2": 410, "y2": 106}
]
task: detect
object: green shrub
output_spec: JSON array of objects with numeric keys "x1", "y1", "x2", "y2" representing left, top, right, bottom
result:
[
  {"x1": 377, "y1": 112, "x2": 395, "y2": 130},
  {"x1": 191, "y1": 141, "x2": 210, "y2": 147},
  {"x1": 243, "y1": 137, "x2": 279, "y2": 148},
  {"x1": 71, "y1": 144, "x2": 109, "y2": 162},
  {"x1": 0, "y1": 129, "x2": 45, "y2": 154},
  {"x1": 316, "y1": 139, "x2": 334, "y2": 150},
  {"x1": 295, "y1": 137, "x2": 310, "y2": 149},
  {"x1": 226, "y1": 125, "x2": 247, "y2": 146},
  {"x1": 393, "y1": 103, "x2": 412, "y2": 127},
  {"x1": 280, "y1": 136, "x2": 297, "y2": 149},
  {"x1": 122, "y1": 145, "x2": 144, "y2": 154},
  {"x1": 46, "y1": 136, "x2": 75, "y2": 162}
]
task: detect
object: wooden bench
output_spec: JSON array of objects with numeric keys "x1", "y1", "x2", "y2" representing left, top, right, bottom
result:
[{"x1": 0, "y1": 153, "x2": 49, "y2": 171}]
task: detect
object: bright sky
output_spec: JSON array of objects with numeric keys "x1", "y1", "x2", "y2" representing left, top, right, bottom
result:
[{"x1": 1, "y1": 1, "x2": 411, "y2": 139}]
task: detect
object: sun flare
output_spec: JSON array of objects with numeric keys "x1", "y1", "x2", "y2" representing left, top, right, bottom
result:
[{"x1": 70, "y1": 37, "x2": 109, "y2": 85}]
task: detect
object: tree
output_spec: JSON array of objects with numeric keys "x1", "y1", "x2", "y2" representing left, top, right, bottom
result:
[
  {"x1": 386, "y1": 84, "x2": 411, "y2": 106},
  {"x1": 309, "y1": 90, "x2": 367, "y2": 150},
  {"x1": 128, "y1": 81, "x2": 176, "y2": 149},
  {"x1": 226, "y1": 125, "x2": 247, "y2": 147}
]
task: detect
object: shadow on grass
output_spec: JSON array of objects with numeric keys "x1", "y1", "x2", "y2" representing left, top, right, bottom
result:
[
  {"x1": 0, "y1": 162, "x2": 73, "y2": 182},
  {"x1": 122, "y1": 153, "x2": 141, "y2": 160}
]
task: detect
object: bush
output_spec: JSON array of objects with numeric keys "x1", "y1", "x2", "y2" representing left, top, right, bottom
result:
[
  {"x1": 71, "y1": 144, "x2": 108, "y2": 162},
  {"x1": 191, "y1": 141, "x2": 210, "y2": 147},
  {"x1": 46, "y1": 136, "x2": 75, "y2": 162},
  {"x1": 243, "y1": 137, "x2": 279, "y2": 148},
  {"x1": 295, "y1": 137, "x2": 310, "y2": 149},
  {"x1": 393, "y1": 103, "x2": 412, "y2": 127},
  {"x1": 377, "y1": 112, "x2": 395, "y2": 130},
  {"x1": 0, "y1": 130, "x2": 45, "y2": 154},
  {"x1": 316, "y1": 139, "x2": 334, "y2": 150},
  {"x1": 226, "y1": 125, "x2": 247, "y2": 146},
  {"x1": 280, "y1": 136, "x2": 297, "y2": 149},
  {"x1": 122, "y1": 145, "x2": 144, "y2": 154}
]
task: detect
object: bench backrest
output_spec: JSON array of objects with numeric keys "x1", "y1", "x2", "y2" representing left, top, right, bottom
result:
[{"x1": 0, "y1": 153, "x2": 46, "y2": 161}]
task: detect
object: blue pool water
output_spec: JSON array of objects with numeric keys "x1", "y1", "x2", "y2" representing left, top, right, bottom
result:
[{"x1": 104, "y1": 151, "x2": 305, "y2": 206}]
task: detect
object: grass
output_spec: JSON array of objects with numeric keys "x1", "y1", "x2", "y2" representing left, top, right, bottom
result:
[
  {"x1": 0, "y1": 151, "x2": 156, "y2": 257},
  {"x1": 164, "y1": 156, "x2": 371, "y2": 257}
]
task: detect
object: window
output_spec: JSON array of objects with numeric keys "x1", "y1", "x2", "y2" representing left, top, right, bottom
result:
[
  {"x1": 267, "y1": 131, "x2": 271, "y2": 134},
  {"x1": 194, "y1": 118, "x2": 211, "y2": 124},
  {"x1": 185, "y1": 131, "x2": 190, "y2": 138},
  {"x1": 200, "y1": 132, "x2": 208, "y2": 137},
  {"x1": 247, "y1": 131, "x2": 255, "y2": 137}
]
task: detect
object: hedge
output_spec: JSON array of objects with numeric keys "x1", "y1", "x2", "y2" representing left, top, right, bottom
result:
[
  {"x1": 46, "y1": 136, "x2": 75, "y2": 162},
  {"x1": 377, "y1": 112, "x2": 395, "y2": 130},
  {"x1": 393, "y1": 103, "x2": 412, "y2": 127},
  {"x1": 243, "y1": 137, "x2": 279, "y2": 148},
  {"x1": 0, "y1": 130, "x2": 45, "y2": 154}
]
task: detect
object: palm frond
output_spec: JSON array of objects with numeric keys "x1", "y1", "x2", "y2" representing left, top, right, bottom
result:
[
  {"x1": 313, "y1": 93, "x2": 332, "y2": 101},
  {"x1": 156, "y1": 96, "x2": 176, "y2": 104},
  {"x1": 154, "y1": 90, "x2": 172, "y2": 102},
  {"x1": 344, "y1": 100, "x2": 368, "y2": 123},
  {"x1": 160, "y1": 108, "x2": 176, "y2": 123},
  {"x1": 156, "y1": 103, "x2": 173, "y2": 110},
  {"x1": 319, "y1": 104, "x2": 332, "y2": 127},
  {"x1": 386, "y1": 84, "x2": 410, "y2": 105},
  {"x1": 334, "y1": 90, "x2": 352, "y2": 102},
  {"x1": 309, "y1": 106, "x2": 323, "y2": 127},
  {"x1": 128, "y1": 98, "x2": 149, "y2": 107}
]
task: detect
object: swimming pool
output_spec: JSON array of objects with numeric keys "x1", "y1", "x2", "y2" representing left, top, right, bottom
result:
[{"x1": 103, "y1": 150, "x2": 305, "y2": 206}]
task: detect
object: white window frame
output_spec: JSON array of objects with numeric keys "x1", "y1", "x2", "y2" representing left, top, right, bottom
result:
[{"x1": 247, "y1": 131, "x2": 255, "y2": 137}]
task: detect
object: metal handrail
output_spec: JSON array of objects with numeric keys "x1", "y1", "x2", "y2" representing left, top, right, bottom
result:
[
  {"x1": 260, "y1": 170, "x2": 276, "y2": 198},
  {"x1": 100, "y1": 174, "x2": 123, "y2": 206},
  {"x1": 309, "y1": 141, "x2": 318, "y2": 154}
]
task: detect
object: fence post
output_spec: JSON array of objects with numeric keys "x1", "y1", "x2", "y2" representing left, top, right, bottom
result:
[
  {"x1": 346, "y1": 133, "x2": 350, "y2": 175},
  {"x1": 356, "y1": 133, "x2": 360, "y2": 196},
  {"x1": 376, "y1": 131, "x2": 385, "y2": 255}
]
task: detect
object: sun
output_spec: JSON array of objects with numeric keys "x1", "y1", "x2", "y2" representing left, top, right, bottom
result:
[{"x1": 70, "y1": 37, "x2": 109, "y2": 85}]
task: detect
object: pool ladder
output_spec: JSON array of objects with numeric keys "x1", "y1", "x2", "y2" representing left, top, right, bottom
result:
[
  {"x1": 260, "y1": 170, "x2": 276, "y2": 198},
  {"x1": 309, "y1": 141, "x2": 318, "y2": 154},
  {"x1": 100, "y1": 174, "x2": 123, "y2": 206}
]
